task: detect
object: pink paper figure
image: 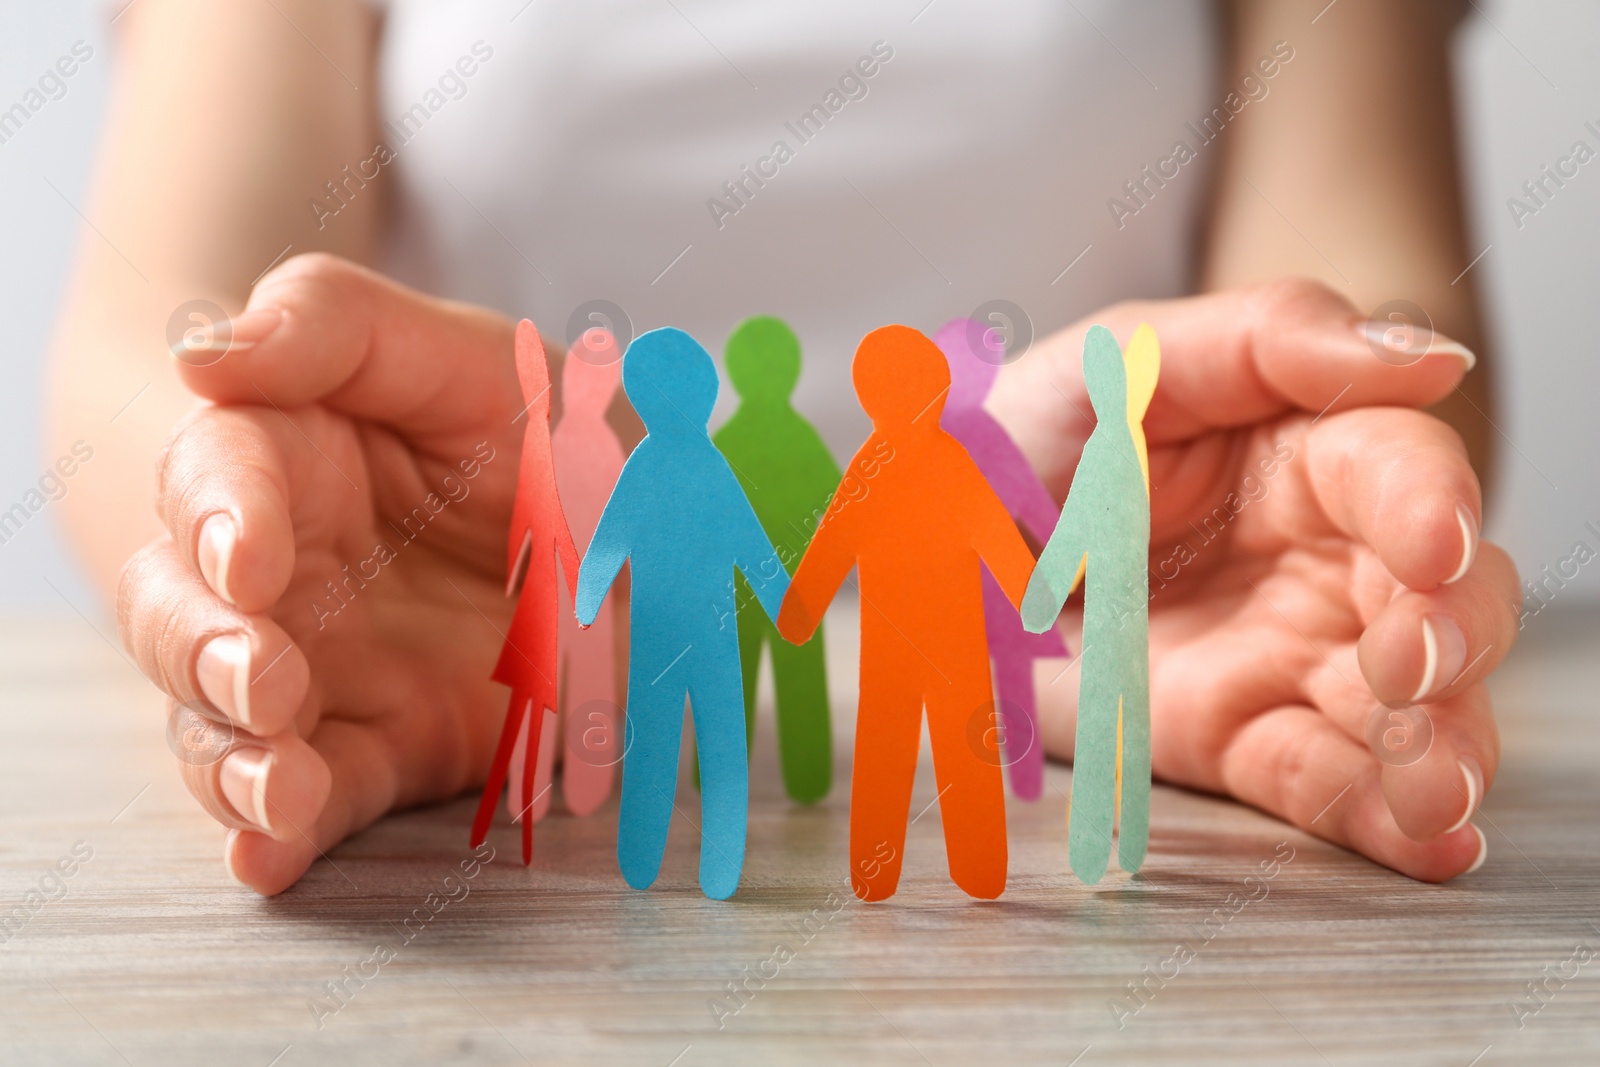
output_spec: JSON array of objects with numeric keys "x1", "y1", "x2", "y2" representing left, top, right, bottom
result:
[
  {"x1": 508, "y1": 329, "x2": 629, "y2": 820},
  {"x1": 933, "y1": 318, "x2": 1069, "y2": 800},
  {"x1": 471, "y1": 320, "x2": 580, "y2": 865}
]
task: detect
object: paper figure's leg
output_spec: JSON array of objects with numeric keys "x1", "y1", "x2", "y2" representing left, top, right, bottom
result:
[
  {"x1": 688, "y1": 648, "x2": 749, "y2": 900},
  {"x1": 616, "y1": 681, "x2": 684, "y2": 891},
  {"x1": 509, "y1": 706, "x2": 558, "y2": 822},
  {"x1": 562, "y1": 597, "x2": 618, "y2": 816},
  {"x1": 690, "y1": 597, "x2": 763, "y2": 794},
  {"x1": 1070, "y1": 610, "x2": 1118, "y2": 885},
  {"x1": 992, "y1": 649, "x2": 1044, "y2": 801},
  {"x1": 471, "y1": 694, "x2": 528, "y2": 851},
  {"x1": 980, "y1": 572, "x2": 1046, "y2": 800},
  {"x1": 506, "y1": 712, "x2": 528, "y2": 821},
  {"x1": 533, "y1": 707, "x2": 558, "y2": 820},
  {"x1": 1114, "y1": 609, "x2": 1152, "y2": 876},
  {"x1": 519, "y1": 703, "x2": 550, "y2": 865},
  {"x1": 848, "y1": 650, "x2": 921, "y2": 902},
  {"x1": 770, "y1": 622, "x2": 831, "y2": 804},
  {"x1": 736, "y1": 597, "x2": 765, "y2": 749},
  {"x1": 927, "y1": 672, "x2": 1008, "y2": 900}
]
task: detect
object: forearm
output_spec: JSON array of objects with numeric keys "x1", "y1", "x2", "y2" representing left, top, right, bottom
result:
[
  {"x1": 46, "y1": 0, "x2": 381, "y2": 597},
  {"x1": 1203, "y1": 0, "x2": 1493, "y2": 484}
]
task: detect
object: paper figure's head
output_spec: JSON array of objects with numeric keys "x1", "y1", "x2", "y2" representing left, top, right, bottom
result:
[
  {"x1": 725, "y1": 315, "x2": 800, "y2": 405},
  {"x1": 853, "y1": 325, "x2": 950, "y2": 430},
  {"x1": 562, "y1": 329, "x2": 622, "y2": 417},
  {"x1": 514, "y1": 319, "x2": 552, "y2": 420},
  {"x1": 1082, "y1": 325, "x2": 1129, "y2": 423},
  {"x1": 933, "y1": 318, "x2": 1001, "y2": 410},
  {"x1": 1122, "y1": 323, "x2": 1161, "y2": 425},
  {"x1": 623, "y1": 327, "x2": 718, "y2": 435}
]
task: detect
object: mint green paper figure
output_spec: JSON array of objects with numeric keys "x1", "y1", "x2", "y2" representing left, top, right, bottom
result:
[
  {"x1": 1020, "y1": 324, "x2": 1160, "y2": 884},
  {"x1": 712, "y1": 316, "x2": 841, "y2": 803}
]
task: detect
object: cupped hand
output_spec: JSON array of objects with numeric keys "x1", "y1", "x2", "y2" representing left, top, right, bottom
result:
[
  {"x1": 119, "y1": 254, "x2": 529, "y2": 894},
  {"x1": 989, "y1": 278, "x2": 1518, "y2": 881}
]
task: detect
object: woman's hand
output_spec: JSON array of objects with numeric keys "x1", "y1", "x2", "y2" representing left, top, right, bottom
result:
[
  {"x1": 118, "y1": 254, "x2": 526, "y2": 894},
  {"x1": 990, "y1": 278, "x2": 1517, "y2": 882}
]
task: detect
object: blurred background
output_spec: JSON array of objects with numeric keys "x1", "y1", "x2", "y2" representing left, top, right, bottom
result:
[{"x1": 0, "y1": 0, "x2": 1595, "y2": 611}]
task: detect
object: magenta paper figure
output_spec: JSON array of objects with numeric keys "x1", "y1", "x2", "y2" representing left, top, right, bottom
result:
[
  {"x1": 934, "y1": 318, "x2": 1069, "y2": 800},
  {"x1": 509, "y1": 329, "x2": 630, "y2": 821}
]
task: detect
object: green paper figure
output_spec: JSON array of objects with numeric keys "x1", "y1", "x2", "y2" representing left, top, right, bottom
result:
[
  {"x1": 713, "y1": 316, "x2": 842, "y2": 803},
  {"x1": 1020, "y1": 324, "x2": 1159, "y2": 884}
]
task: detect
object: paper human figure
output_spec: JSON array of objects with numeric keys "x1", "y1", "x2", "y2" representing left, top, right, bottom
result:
[
  {"x1": 935, "y1": 318, "x2": 1070, "y2": 801},
  {"x1": 710, "y1": 315, "x2": 841, "y2": 804},
  {"x1": 575, "y1": 327, "x2": 790, "y2": 901},
  {"x1": 470, "y1": 320, "x2": 581, "y2": 865},
  {"x1": 777, "y1": 325, "x2": 1037, "y2": 901},
  {"x1": 1020, "y1": 324, "x2": 1159, "y2": 884},
  {"x1": 507, "y1": 328, "x2": 629, "y2": 822}
]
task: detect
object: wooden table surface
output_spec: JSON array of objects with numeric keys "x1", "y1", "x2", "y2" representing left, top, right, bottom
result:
[{"x1": 2, "y1": 598, "x2": 1598, "y2": 1067}]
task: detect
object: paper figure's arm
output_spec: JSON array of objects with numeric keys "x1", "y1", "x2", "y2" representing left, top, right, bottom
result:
[
  {"x1": 1020, "y1": 472, "x2": 1092, "y2": 634},
  {"x1": 730, "y1": 488, "x2": 791, "y2": 627},
  {"x1": 574, "y1": 468, "x2": 635, "y2": 626},
  {"x1": 553, "y1": 490, "x2": 581, "y2": 605},
  {"x1": 966, "y1": 457, "x2": 1039, "y2": 612},
  {"x1": 776, "y1": 484, "x2": 860, "y2": 645},
  {"x1": 793, "y1": 431, "x2": 843, "y2": 562},
  {"x1": 808, "y1": 425, "x2": 844, "y2": 491},
  {"x1": 988, "y1": 423, "x2": 1064, "y2": 548}
]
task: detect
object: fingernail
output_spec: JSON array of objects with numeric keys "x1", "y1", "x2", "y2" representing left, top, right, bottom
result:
[
  {"x1": 1444, "y1": 755, "x2": 1484, "y2": 834},
  {"x1": 1444, "y1": 502, "x2": 1478, "y2": 585},
  {"x1": 1412, "y1": 613, "x2": 1468, "y2": 703},
  {"x1": 1465, "y1": 824, "x2": 1488, "y2": 874},
  {"x1": 169, "y1": 307, "x2": 282, "y2": 360},
  {"x1": 220, "y1": 747, "x2": 273, "y2": 833},
  {"x1": 214, "y1": 307, "x2": 283, "y2": 353},
  {"x1": 197, "y1": 633, "x2": 252, "y2": 727},
  {"x1": 223, "y1": 828, "x2": 246, "y2": 886},
  {"x1": 1426, "y1": 338, "x2": 1477, "y2": 372},
  {"x1": 1357, "y1": 321, "x2": 1476, "y2": 371},
  {"x1": 198, "y1": 512, "x2": 237, "y2": 604}
]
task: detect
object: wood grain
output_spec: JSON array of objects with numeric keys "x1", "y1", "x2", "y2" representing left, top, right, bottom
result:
[{"x1": 1, "y1": 600, "x2": 1597, "y2": 1066}]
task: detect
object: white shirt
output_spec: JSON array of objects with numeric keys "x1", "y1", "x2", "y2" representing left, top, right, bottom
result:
[{"x1": 368, "y1": 0, "x2": 1220, "y2": 450}]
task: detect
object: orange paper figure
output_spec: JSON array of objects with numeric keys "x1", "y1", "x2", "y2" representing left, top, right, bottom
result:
[
  {"x1": 777, "y1": 325, "x2": 1037, "y2": 901},
  {"x1": 470, "y1": 320, "x2": 581, "y2": 865},
  {"x1": 509, "y1": 329, "x2": 629, "y2": 822}
]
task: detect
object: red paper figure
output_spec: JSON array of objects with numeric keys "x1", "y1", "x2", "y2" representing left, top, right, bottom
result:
[
  {"x1": 470, "y1": 319, "x2": 580, "y2": 864},
  {"x1": 509, "y1": 329, "x2": 628, "y2": 820}
]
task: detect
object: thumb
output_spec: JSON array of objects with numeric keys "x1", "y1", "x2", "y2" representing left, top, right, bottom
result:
[
  {"x1": 993, "y1": 277, "x2": 1474, "y2": 460},
  {"x1": 174, "y1": 253, "x2": 521, "y2": 446}
]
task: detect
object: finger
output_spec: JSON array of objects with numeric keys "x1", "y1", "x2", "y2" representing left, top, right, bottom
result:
[
  {"x1": 1272, "y1": 646, "x2": 1501, "y2": 843},
  {"x1": 1152, "y1": 279, "x2": 1475, "y2": 427},
  {"x1": 118, "y1": 538, "x2": 310, "y2": 735},
  {"x1": 991, "y1": 278, "x2": 1473, "y2": 487},
  {"x1": 1297, "y1": 652, "x2": 1499, "y2": 843},
  {"x1": 1304, "y1": 406, "x2": 1482, "y2": 591},
  {"x1": 176, "y1": 253, "x2": 519, "y2": 446},
  {"x1": 157, "y1": 406, "x2": 297, "y2": 613},
  {"x1": 1357, "y1": 542, "x2": 1519, "y2": 707},
  {"x1": 1219, "y1": 704, "x2": 1486, "y2": 882},
  {"x1": 224, "y1": 718, "x2": 406, "y2": 895},
  {"x1": 1376, "y1": 686, "x2": 1500, "y2": 841},
  {"x1": 177, "y1": 717, "x2": 331, "y2": 847}
]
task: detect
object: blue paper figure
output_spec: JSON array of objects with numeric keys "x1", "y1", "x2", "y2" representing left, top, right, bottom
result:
[{"x1": 575, "y1": 327, "x2": 790, "y2": 901}]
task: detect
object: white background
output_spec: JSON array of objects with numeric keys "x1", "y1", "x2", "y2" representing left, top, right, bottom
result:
[{"x1": 0, "y1": 0, "x2": 1594, "y2": 611}]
